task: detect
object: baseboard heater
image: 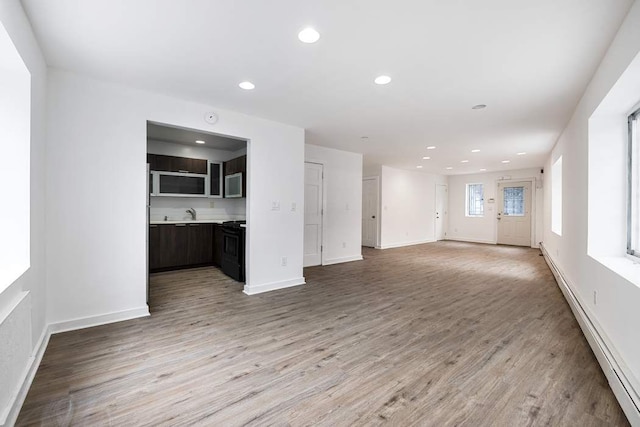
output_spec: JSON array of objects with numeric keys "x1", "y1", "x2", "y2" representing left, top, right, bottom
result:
[{"x1": 540, "y1": 244, "x2": 640, "y2": 426}]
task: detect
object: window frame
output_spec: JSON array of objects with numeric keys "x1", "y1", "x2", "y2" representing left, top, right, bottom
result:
[
  {"x1": 465, "y1": 183, "x2": 484, "y2": 217},
  {"x1": 627, "y1": 107, "x2": 640, "y2": 257}
]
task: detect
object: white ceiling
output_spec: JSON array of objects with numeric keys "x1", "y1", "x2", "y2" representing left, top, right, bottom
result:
[
  {"x1": 147, "y1": 122, "x2": 246, "y2": 152},
  {"x1": 21, "y1": 0, "x2": 633, "y2": 175}
]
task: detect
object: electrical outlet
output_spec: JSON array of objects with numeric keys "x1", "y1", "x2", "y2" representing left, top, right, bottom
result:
[
  {"x1": 291, "y1": 202, "x2": 296, "y2": 212},
  {"x1": 281, "y1": 256, "x2": 287, "y2": 267},
  {"x1": 593, "y1": 290, "x2": 597, "y2": 306},
  {"x1": 345, "y1": 203, "x2": 349, "y2": 211},
  {"x1": 342, "y1": 242, "x2": 346, "y2": 248},
  {"x1": 272, "y1": 201, "x2": 280, "y2": 211},
  {"x1": 209, "y1": 201, "x2": 215, "y2": 208}
]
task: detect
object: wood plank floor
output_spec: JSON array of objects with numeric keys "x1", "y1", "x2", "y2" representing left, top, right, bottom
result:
[{"x1": 17, "y1": 242, "x2": 629, "y2": 426}]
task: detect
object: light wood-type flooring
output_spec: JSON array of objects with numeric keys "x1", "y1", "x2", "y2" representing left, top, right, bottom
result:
[{"x1": 17, "y1": 242, "x2": 629, "y2": 426}]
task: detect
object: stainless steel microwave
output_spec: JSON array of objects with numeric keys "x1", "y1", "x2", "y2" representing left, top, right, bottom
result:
[
  {"x1": 151, "y1": 171, "x2": 208, "y2": 197},
  {"x1": 225, "y1": 173, "x2": 243, "y2": 198}
]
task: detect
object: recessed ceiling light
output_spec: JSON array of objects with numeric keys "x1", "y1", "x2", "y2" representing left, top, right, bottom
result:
[
  {"x1": 426, "y1": 146, "x2": 436, "y2": 150},
  {"x1": 480, "y1": 168, "x2": 487, "y2": 171},
  {"x1": 239, "y1": 81, "x2": 255, "y2": 90},
  {"x1": 501, "y1": 160, "x2": 511, "y2": 163},
  {"x1": 517, "y1": 152, "x2": 527, "y2": 155},
  {"x1": 195, "y1": 140, "x2": 205, "y2": 144},
  {"x1": 422, "y1": 156, "x2": 431, "y2": 160},
  {"x1": 298, "y1": 27, "x2": 320, "y2": 43},
  {"x1": 471, "y1": 149, "x2": 481, "y2": 153},
  {"x1": 472, "y1": 104, "x2": 487, "y2": 110},
  {"x1": 416, "y1": 165, "x2": 423, "y2": 169},
  {"x1": 446, "y1": 167, "x2": 453, "y2": 170},
  {"x1": 461, "y1": 160, "x2": 469, "y2": 163},
  {"x1": 374, "y1": 75, "x2": 392, "y2": 85}
]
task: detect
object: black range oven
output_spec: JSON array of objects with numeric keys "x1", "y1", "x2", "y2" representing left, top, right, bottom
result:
[{"x1": 220, "y1": 221, "x2": 246, "y2": 282}]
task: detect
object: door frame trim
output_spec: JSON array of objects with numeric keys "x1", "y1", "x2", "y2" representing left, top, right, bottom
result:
[
  {"x1": 362, "y1": 176, "x2": 380, "y2": 248},
  {"x1": 494, "y1": 178, "x2": 537, "y2": 248},
  {"x1": 304, "y1": 161, "x2": 326, "y2": 266}
]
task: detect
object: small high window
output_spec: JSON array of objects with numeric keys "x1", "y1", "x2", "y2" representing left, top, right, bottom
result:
[
  {"x1": 466, "y1": 183, "x2": 484, "y2": 217},
  {"x1": 628, "y1": 108, "x2": 640, "y2": 256},
  {"x1": 552, "y1": 156, "x2": 563, "y2": 236}
]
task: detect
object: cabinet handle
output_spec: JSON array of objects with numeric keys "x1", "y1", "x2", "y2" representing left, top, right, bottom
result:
[
  {"x1": 150, "y1": 225, "x2": 158, "y2": 228},
  {"x1": 178, "y1": 170, "x2": 189, "y2": 173},
  {"x1": 175, "y1": 224, "x2": 187, "y2": 227}
]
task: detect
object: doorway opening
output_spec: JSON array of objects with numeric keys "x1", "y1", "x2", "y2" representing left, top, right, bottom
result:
[{"x1": 146, "y1": 121, "x2": 249, "y2": 308}]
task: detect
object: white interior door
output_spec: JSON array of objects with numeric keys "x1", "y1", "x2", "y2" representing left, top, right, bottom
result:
[
  {"x1": 497, "y1": 181, "x2": 532, "y2": 246},
  {"x1": 304, "y1": 162, "x2": 323, "y2": 267},
  {"x1": 362, "y1": 177, "x2": 379, "y2": 247},
  {"x1": 435, "y1": 184, "x2": 448, "y2": 240}
]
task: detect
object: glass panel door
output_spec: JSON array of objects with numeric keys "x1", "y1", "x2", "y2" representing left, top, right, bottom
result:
[{"x1": 502, "y1": 186, "x2": 525, "y2": 216}]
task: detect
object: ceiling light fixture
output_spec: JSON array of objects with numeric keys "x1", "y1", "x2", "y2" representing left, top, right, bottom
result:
[
  {"x1": 501, "y1": 160, "x2": 510, "y2": 163},
  {"x1": 239, "y1": 81, "x2": 255, "y2": 90},
  {"x1": 195, "y1": 140, "x2": 205, "y2": 144},
  {"x1": 472, "y1": 104, "x2": 487, "y2": 110},
  {"x1": 422, "y1": 156, "x2": 431, "y2": 160},
  {"x1": 471, "y1": 149, "x2": 481, "y2": 153},
  {"x1": 374, "y1": 75, "x2": 392, "y2": 85},
  {"x1": 416, "y1": 165, "x2": 423, "y2": 169},
  {"x1": 426, "y1": 146, "x2": 436, "y2": 150},
  {"x1": 461, "y1": 160, "x2": 469, "y2": 163},
  {"x1": 298, "y1": 27, "x2": 320, "y2": 43},
  {"x1": 517, "y1": 152, "x2": 527, "y2": 155},
  {"x1": 446, "y1": 167, "x2": 453, "y2": 170},
  {"x1": 480, "y1": 168, "x2": 487, "y2": 171}
]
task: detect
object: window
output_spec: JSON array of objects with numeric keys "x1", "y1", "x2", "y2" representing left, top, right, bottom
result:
[
  {"x1": 466, "y1": 183, "x2": 484, "y2": 217},
  {"x1": 552, "y1": 156, "x2": 563, "y2": 236},
  {"x1": 503, "y1": 186, "x2": 525, "y2": 216},
  {"x1": 0, "y1": 21, "x2": 31, "y2": 292},
  {"x1": 628, "y1": 109, "x2": 640, "y2": 256}
]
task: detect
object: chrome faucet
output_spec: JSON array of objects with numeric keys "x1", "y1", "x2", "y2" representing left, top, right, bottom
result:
[{"x1": 186, "y1": 208, "x2": 196, "y2": 220}]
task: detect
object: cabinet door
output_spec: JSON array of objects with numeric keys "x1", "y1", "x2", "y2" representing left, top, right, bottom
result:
[
  {"x1": 187, "y1": 223, "x2": 213, "y2": 265},
  {"x1": 155, "y1": 224, "x2": 189, "y2": 269},
  {"x1": 149, "y1": 225, "x2": 161, "y2": 270},
  {"x1": 213, "y1": 224, "x2": 224, "y2": 266},
  {"x1": 210, "y1": 162, "x2": 222, "y2": 197}
]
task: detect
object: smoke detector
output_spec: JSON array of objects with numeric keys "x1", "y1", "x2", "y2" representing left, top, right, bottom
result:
[{"x1": 204, "y1": 112, "x2": 219, "y2": 125}]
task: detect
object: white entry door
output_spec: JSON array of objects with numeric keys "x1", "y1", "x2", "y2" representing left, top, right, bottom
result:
[
  {"x1": 435, "y1": 184, "x2": 448, "y2": 240},
  {"x1": 497, "y1": 181, "x2": 532, "y2": 246},
  {"x1": 362, "y1": 177, "x2": 379, "y2": 247},
  {"x1": 304, "y1": 162, "x2": 323, "y2": 267}
]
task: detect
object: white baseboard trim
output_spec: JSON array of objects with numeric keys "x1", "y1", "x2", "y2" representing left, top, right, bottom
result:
[
  {"x1": 377, "y1": 239, "x2": 436, "y2": 250},
  {"x1": 323, "y1": 255, "x2": 363, "y2": 266},
  {"x1": 444, "y1": 236, "x2": 496, "y2": 245},
  {"x1": 540, "y1": 244, "x2": 640, "y2": 426},
  {"x1": 48, "y1": 306, "x2": 150, "y2": 334},
  {"x1": 243, "y1": 277, "x2": 306, "y2": 295},
  {"x1": 3, "y1": 326, "x2": 50, "y2": 427}
]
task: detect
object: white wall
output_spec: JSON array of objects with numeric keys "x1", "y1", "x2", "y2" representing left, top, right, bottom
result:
[
  {"x1": 305, "y1": 144, "x2": 363, "y2": 265},
  {"x1": 379, "y1": 166, "x2": 447, "y2": 249},
  {"x1": 45, "y1": 69, "x2": 305, "y2": 322},
  {"x1": 147, "y1": 139, "x2": 246, "y2": 220},
  {"x1": 0, "y1": 1, "x2": 48, "y2": 424},
  {"x1": 542, "y1": 1, "x2": 640, "y2": 420},
  {"x1": 447, "y1": 168, "x2": 543, "y2": 246}
]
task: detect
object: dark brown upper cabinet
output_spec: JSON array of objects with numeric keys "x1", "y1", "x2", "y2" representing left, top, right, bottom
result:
[
  {"x1": 223, "y1": 155, "x2": 247, "y2": 198},
  {"x1": 148, "y1": 154, "x2": 208, "y2": 175}
]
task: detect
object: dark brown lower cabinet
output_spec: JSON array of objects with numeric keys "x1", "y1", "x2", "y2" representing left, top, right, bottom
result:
[
  {"x1": 149, "y1": 223, "x2": 214, "y2": 272},
  {"x1": 213, "y1": 224, "x2": 224, "y2": 266}
]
